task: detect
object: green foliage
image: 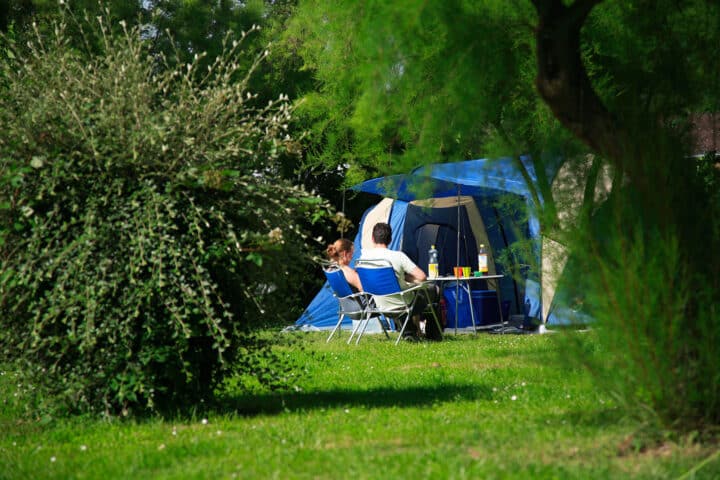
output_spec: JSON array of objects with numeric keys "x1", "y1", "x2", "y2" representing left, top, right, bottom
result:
[
  {"x1": 0, "y1": 13, "x2": 331, "y2": 416},
  {"x1": 695, "y1": 152, "x2": 720, "y2": 206},
  {"x1": 144, "y1": 0, "x2": 265, "y2": 72},
  {"x1": 557, "y1": 186, "x2": 720, "y2": 432},
  {"x1": 284, "y1": 0, "x2": 580, "y2": 182},
  {"x1": 585, "y1": 1, "x2": 720, "y2": 120},
  {"x1": 287, "y1": 0, "x2": 720, "y2": 437}
]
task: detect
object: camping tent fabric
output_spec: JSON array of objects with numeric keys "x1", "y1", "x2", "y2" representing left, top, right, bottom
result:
[
  {"x1": 413, "y1": 158, "x2": 535, "y2": 197},
  {"x1": 351, "y1": 156, "x2": 569, "y2": 323},
  {"x1": 296, "y1": 195, "x2": 525, "y2": 330},
  {"x1": 403, "y1": 197, "x2": 489, "y2": 276},
  {"x1": 295, "y1": 156, "x2": 588, "y2": 329},
  {"x1": 352, "y1": 174, "x2": 459, "y2": 202}
]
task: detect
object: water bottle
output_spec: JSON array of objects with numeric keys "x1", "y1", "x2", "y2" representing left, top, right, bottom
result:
[
  {"x1": 428, "y1": 244, "x2": 439, "y2": 279},
  {"x1": 478, "y1": 243, "x2": 488, "y2": 275}
]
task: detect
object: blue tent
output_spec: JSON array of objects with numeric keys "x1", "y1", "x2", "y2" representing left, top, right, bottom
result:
[{"x1": 296, "y1": 157, "x2": 569, "y2": 330}]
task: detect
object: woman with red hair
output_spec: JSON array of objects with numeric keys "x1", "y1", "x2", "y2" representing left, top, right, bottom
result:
[{"x1": 326, "y1": 238, "x2": 362, "y2": 292}]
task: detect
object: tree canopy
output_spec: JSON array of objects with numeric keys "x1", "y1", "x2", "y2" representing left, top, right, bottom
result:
[{"x1": 285, "y1": 0, "x2": 719, "y2": 177}]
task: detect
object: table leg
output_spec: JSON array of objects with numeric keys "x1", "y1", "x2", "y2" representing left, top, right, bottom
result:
[
  {"x1": 486, "y1": 277, "x2": 505, "y2": 332},
  {"x1": 464, "y1": 280, "x2": 478, "y2": 333},
  {"x1": 454, "y1": 281, "x2": 459, "y2": 334}
]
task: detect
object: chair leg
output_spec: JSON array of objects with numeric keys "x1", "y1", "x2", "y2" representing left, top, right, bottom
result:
[
  {"x1": 347, "y1": 316, "x2": 363, "y2": 344},
  {"x1": 379, "y1": 315, "x2": 391, "y2": 339},
  {"x1": 326, "y1": 314, "x2": 345, "y2": 342},
  {"x1": 394, "y1": 314, "x2": 411, "y2": 345},
  {"x1": 355, "y1": 312, "x2": 373, "y2": 345}
]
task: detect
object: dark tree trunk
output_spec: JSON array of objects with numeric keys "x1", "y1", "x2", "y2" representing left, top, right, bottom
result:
[
  {"x1": 531, "y1": 0, "x2": 627, "y2": 162},
  {"x1": 530, "y1": 0, "x2": 689, "y2": 226}
]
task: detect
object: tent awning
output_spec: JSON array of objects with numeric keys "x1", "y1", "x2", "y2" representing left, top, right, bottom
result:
[
  {"x1": 350, "y1": 157, "x2": 543, "y2": 201},
  {"x1": 350, "y1": 174, "x2": 458, "y2": 201}
]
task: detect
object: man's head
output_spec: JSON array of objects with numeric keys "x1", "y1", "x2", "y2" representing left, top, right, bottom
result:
[{"x1": 372, "y1": 222, "x2": 392, "y2": 246}]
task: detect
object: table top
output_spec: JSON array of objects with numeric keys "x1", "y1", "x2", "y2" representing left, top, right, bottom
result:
[{"x1": 430, "y1": 274, "x2": 503, "y2": 281}]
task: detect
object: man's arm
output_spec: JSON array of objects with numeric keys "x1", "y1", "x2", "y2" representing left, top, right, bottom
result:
[{"x1": 405, "y1": 266, "x2": 427, "y2": 284}]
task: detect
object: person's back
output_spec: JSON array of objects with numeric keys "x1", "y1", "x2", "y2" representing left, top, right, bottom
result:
[
  {"x1": 358, "y1": 222, "x2": 426, "y2": 295},
  {"x1": 359, "y1": 222, "x2": 438, "y2": 339},
  {"x1": 359, "y1": 247, "x2": 420, "y2": 291}
]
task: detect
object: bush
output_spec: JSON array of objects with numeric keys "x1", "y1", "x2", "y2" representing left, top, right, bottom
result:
[
  {"x1": 558, "y1": 182, "x2": 720, "y2": 436},
  {"x1": 0, "y1": 15, "x2": 330, "y2": 416}
]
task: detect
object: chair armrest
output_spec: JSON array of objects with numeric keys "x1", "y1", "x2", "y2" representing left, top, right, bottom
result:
[
  {"x1": 402, "y1": 283, "x2": 428, "y2": 293},
  {"x1": 394, "y1": 283, "x2": 433, "y2": 304}
]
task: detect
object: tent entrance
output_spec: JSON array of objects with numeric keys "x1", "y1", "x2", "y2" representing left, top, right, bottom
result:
[
  {"x1": 402, "y1": 199, "x2": 481, "y2": 277},
  {"x1": 410, "y1": 222, "x2": 477, "y2": 277}
]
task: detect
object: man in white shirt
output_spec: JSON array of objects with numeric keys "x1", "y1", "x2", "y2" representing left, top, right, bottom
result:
[{"x1": 359, "y1": 222, "x2": 440, "y2": 339}]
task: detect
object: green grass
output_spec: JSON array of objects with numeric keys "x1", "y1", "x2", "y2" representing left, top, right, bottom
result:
[{"x1": 1, "y1": 332, "x2": 718, "y2": 479}]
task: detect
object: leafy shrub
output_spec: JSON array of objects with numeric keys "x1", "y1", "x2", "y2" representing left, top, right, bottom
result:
[
  {"x1": 0, "y1": 15, "x2": 330, "y2": 416},
  {"x1": 559, "y1": 184, "x2": 720, "y2": 435}
]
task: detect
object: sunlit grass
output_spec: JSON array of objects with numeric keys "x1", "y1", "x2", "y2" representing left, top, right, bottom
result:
[{"x1": 1, "y1": 332, "x2": 718, "y2": 479}]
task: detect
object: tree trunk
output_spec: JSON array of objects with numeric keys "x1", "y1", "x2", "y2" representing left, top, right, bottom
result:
[{"x1": 532, "y1": 0, "x2": 628, "y2": 162}]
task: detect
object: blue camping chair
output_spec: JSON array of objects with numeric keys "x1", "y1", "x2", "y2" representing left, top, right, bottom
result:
[
  {"x1": 356, "y1": 259, "x2": 442, "y2": 345},
  {"x1": 323, "y1": 266, "x2": 380, "y2": 343}
]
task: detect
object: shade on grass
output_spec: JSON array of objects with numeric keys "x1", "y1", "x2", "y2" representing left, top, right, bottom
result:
[{"x1": 1, "y1": 332, "x2": 718, "y2": 479}]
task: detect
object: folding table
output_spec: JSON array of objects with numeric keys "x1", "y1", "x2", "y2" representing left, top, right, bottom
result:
[{"x1": 430, "y1": 274, "x2": 505, "y2": 334}]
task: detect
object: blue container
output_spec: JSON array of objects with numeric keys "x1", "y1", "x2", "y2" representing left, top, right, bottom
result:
[{"x1": 443, "y1": 287, "x2": 500, "y2": 328}]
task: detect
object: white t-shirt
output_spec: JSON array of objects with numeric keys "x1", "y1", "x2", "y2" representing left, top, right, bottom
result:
[
  {"x1": 359, "y1": 247, "x2": 420, "y2": 290},
  {"x1": 358, "y1": 247, "x2": 426, "y2": 311}
]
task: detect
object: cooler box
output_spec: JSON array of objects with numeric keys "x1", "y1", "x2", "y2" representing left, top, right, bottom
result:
[{"x1": 443, "y1": 287, "x2": 501, "y2": 328}]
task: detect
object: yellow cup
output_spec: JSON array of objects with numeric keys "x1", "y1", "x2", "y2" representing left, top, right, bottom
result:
[{"x1": 462, "y1": 267, "x2": 471, "y2": 277}]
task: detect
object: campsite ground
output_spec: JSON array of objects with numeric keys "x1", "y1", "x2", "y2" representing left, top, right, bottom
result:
[{"x1": 1, "y1": 331, "x2": 717, "y2": 479}]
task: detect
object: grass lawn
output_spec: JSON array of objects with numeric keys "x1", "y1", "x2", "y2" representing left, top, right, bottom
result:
[{"x1": 1, "y1": 331, "x2": 718, "y2": 479}]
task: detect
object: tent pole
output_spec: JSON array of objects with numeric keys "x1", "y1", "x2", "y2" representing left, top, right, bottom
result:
[
  {"x1": 493, "y1": 205, "x2": 520, "y2": 314},
  {"x1": 455, "y1": 185, "x2": 460, "y2": 334}
]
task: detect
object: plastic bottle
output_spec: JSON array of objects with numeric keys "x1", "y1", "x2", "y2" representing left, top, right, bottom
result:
[
  {"x1": 428, "y1": 244, "x2": 439, "y2": 279},
  {"x1": 478, "y1": 243, "x2": 488, "y2": 275}
]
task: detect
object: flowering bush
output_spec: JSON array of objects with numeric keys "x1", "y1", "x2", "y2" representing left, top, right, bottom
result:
[{"x1": 0, "y1": 16, "x2": 330, "y2": 416}]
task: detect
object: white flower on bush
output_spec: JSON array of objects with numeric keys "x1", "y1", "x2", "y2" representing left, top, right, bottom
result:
[
  {"x1": 268, "y1": 227, "x2": 283, "y2": 243},
  {"x1": 30, "y1": 156, "x2": 44, "y2": 169}
]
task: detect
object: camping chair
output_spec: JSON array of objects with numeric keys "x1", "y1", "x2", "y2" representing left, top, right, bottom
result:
[
  {"x1": 323, "y1": 266, "x2": 382, "y2": 343},
  {"x1": 356, "y1": 259, "x2": 442, "y2": 345}
]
